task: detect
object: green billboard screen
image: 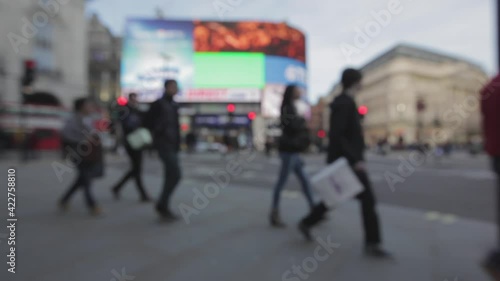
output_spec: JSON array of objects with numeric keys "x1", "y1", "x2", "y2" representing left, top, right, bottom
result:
[{"x1": 194, "y1": 52, "x2": 265, "y2": 89}]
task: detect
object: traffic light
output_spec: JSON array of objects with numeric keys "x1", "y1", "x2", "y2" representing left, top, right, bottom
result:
[
  {"x1": 21, "y1": 60, "x2": 36, "y2": 88},
  {"x1": 181, "y1": 124, "x2": 190, "y2": 132},
  {"x1": 227, "y1": 104, "x2": 236, "y2": 113},
  {"x1": 358, "y1": 105, "x2": 368, "y2": 116},
  {"x1": 117, "y1": 96, "x2": 128, "y2": 106},
  {"x1": 317, "y1": 130, "x2": 326, "y2": 139},
  {"x1": 247, "y1": 111, "x2": 256, "y2": 121}
]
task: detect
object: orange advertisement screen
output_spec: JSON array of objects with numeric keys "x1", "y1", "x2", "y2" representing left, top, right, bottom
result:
[{"x1": 194, "y1": 21, "x2": 306, "y2": 63}]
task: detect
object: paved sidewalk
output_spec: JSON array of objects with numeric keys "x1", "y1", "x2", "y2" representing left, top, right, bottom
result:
[{"x1": 0, "y1": 158, "x2": 495, "y2": 281}]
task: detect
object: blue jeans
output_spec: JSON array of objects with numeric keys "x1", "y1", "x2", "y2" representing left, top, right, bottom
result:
[
  {"x1": 272, "y1": 152, "x2": 315, "y2": 210},
  {"x1": 156, "y1": 145, "x2": 182, "y2": 211}
]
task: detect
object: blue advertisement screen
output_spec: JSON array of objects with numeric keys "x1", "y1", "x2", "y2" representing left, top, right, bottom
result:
[
  {"x1": 121, "y1": 19, "x2": 195, "y2": 102},
  {"x1": 265, "y1": 56, "x2": 307, "y2": 89}
]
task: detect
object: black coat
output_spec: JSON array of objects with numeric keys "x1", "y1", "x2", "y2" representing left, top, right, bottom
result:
[
  {"x1": 121, "y1": 105, "x2": 144, "y2": 136},
  {"x1": 327, "y1": 93, "x2": 365, "y2": 165},
  {"x1": 144, "y1": 96, "x2": 181, "y2": 151},
  {"x1": 279, "y1": 104, "x2": 310, "y2": 153}
]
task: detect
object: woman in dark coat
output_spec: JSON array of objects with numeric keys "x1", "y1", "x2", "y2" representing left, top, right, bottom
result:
[{"x1": 269, "y1": 85, "x2": 315, "y2": 227}]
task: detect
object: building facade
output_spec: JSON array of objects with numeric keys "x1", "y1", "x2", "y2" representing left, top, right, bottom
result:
[
  {"x1": 323, "y1": 44, "x2": 489, "y2": 147},
  {"x1": 308, "y1": 97, "x2": 327, "y2": 148},
  {"x1": 87, "y1": 13, "x2": 121, "y2": 104},
  {"x1": 0, "y1": 0, "x2": 87, "y2": 107}
]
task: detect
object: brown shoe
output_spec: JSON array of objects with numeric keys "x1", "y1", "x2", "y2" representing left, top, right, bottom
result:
[{"x1": 90, "y1": 206, "x2": 104, "y2": 217}]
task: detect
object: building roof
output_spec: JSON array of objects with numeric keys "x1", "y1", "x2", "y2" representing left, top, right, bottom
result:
[{"x1": 361, "y1": 43, "x2": 485, "y2": 73}]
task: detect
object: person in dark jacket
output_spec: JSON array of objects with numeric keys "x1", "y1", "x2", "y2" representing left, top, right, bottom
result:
[
  {"x1": 269, "y1": 85, "x2": 315, "y2": 227},
  {"x1": 111, "y1": 93, "x2": 151, "y2": 202},
  {"x1": 59, "y1": 98, "x2": 104, "y2": 216},
  {"x1": 298, "y1": 69, "x2": 390, "y2": 258},
  {"x1": 481, "y1": 74, "x2": 500, "y2": 280},
  {"x1": 144, "y1": 80, "x2": 182, "y2": 220}
]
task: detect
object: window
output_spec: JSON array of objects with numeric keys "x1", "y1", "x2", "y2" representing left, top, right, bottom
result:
[{"x1": 33, "y1": 24, "x2": 55, "y2": 71}]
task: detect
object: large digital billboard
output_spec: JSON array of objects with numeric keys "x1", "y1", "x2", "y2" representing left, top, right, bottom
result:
[{"x1": 121, "y1": 19, "x2": 307, "y2": 105}]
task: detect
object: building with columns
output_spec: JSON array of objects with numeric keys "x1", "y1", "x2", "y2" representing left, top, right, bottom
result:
[
  {"x1": 87, "y1": 13, "x2": 121, "y2": 104},
  {"x1": 323, "y1": 44, "x2": 489, "y2": 147},
  {"x1": 0, "y1": 0, "x2": 87, "y2": 107}
]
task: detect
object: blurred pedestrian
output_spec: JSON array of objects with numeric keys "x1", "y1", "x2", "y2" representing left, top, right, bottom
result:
[
  {"x1": 21, "y1": 130, "x2": 38, "y2": 162},
  {"x1": 480, "y1": 74, "x2": 500, "y2": 280},
  {"x1": 59, "y1": 98, "x2": 104, "y2": 216},
  {"x1": 111, "y1": 93, "x2": 151, "y2": 202},
  {"x1": 298, "y1": 69, "x2": 391, "y2": 258},
  {"x1": 265, "y1": 136, "x2": 273, "y2": 157},
  {"x1": 145, "y1": 80, "x2": 182, "y2": 220},
  {"x1": 185, "y1": 131, "x2": 197, "y2": 154},
  {"x1": 270, "y1": 85, "x2": 315, "y2": 228},
  {"x1": 221, "y1": 130, "x2": 234, "y2": 159},
  {"x1": 237, "y1": 128, "x2": 248, "y2": 151},
  {"x1": 443, "y1": 141, "x2": 453, "y2": 157}
]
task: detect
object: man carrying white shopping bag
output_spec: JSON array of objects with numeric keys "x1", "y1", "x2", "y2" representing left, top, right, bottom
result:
[
  {"x1": 298, "y1": 68, "x2": 391, "y2": 258},
  {"x1": 310, "y1": 158, "x2": 364, "y2": 209}
]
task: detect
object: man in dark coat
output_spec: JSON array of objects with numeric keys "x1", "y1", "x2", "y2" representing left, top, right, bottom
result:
[
  {"x1": 145, "y1": 80, "x2": 182, "y2": 220},
  {"x1": 298, "y1": 68, "x2": 390, "y2": 258},
  {"x1": 481, "y1": 73, "x2": 500, "y2": 280}
]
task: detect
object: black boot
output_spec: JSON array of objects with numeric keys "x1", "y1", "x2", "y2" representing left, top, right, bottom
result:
[{"x1": 298, "y1": 221, "x2": 313, "y2": 242}]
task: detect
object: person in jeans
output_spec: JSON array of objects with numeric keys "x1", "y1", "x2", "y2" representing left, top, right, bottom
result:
[
  {"x1": 298, "y1": 69, "x2": 390, "y2": 258},
  {"x1": 59, "y1": 98, "x2": 103, "y2": 216},
  {"x1": 270, "y1": 85, "x2": 315, "y2": 227},
  {"x1": 145, "y1": 80, "x2": 182, "y2": 220},
  {"x1": 111, "y1": 93, "x2": 151, "y2": 202},
  {"x1": 481, "y1": 74, "x2": 500, "y2": 280}
]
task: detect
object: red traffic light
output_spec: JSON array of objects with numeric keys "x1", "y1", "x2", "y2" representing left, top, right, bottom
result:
[
  {"x1": 317, "y1": 130, "x2": 326, "y2": 139},
  {"x1": 181, "y1": 124, "x2": 190, "y2": 131},
  {"x1": 358, "y1": 105, "x2": 368, "y2": 115},
  {"x1": 25, "y1": 60, "x2": 36, "y2": 69},
  {"x1": 22, "y1": 59, "x2": 37, "y2": 87},
  {"x1": 227, "y1": 104, "x2": 236, "y2": 113},
  {"x1": 248, "y1": 112, "x2": 256, "y2": 120},
  {"x1": 117, "y1": 96, "x2": 128, "y2": 106}
]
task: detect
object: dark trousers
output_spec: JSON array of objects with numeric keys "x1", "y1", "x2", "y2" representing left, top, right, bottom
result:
[
  {"x1": 156, "y1": 146, "x2": 182, "y2": 211},
  {"x1": 112, "y1": 144, "x2": 148, "y2": 199},
  {"x1": 60, "y1": 167, "x2": 96, "y2": 208},
  {"x1": 301, "y1": 170, "x2": 382, "y2": 245},
  {"x1": 493, "y1": 157, "x2": 500, "y2": 247}
]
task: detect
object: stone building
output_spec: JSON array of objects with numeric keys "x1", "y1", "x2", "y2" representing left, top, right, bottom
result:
[
  {"x1": 0, "y1": 0, "x2": 87, "y2": 107},
  {"x1": 323, "y1": 44, "x2": 489, "y2": 147},
  {"x1": 87, "y1": 13, "x2": 121, "y2": 104}
]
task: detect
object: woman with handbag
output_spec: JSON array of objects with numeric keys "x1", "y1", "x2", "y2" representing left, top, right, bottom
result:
[
  {"x1": 59, "y1": 98, "x2": 104, "y2": 216},
  {"x1": 111, "y1": 93, "x2": 151, "y2": 202},
  {"x1": 269, "y1": 85, "x2": 315, "y2": 227}
]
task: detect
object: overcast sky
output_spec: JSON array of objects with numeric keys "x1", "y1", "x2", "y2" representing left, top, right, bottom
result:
[{"x1": 86, "y1": 0, "x2": 498, "y2": 103}]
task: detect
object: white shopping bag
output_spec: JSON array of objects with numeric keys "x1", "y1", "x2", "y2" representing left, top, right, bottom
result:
[
  {"x1": 126, "y1": 128, "x2": 153, "y2": 150},
  {"x1": 311, "y1": 157, "x2": 364, "y2": 208}
]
